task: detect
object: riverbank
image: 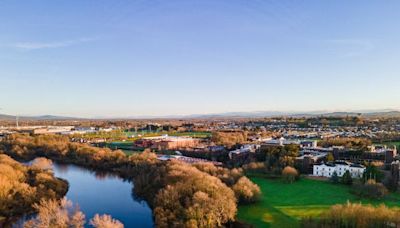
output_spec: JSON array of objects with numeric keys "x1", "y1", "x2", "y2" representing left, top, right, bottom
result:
[
  {"x1": 51, "y1": 162, "x2": 153, "y2": 227},
  {"x1": 0, "y1": 134, "x2": 245, "y2": 227},
  {"x1": 0, "y1": 155, "x2": 69, "y2": 228}
]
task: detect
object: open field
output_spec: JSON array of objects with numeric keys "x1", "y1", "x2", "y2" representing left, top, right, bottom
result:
[
  {"x1": 78, "y1": 131, "x2": 211, "y2": 141},
  {"x1": 168, "y1": 131, "x2": 211, "y2": 138},
  {"x1": 105, "y1": 141, "x2": 135, "y2": 150},
  {"x1": 237, "y1": 177, "x2": 400, "y2": 228},
  {"x1": 103, "y1": 142, "x2": 178, "y2": 155},
  {"x1": 382, "y1": 140, "x2": 400, "y2": 148},
  {"x1": 373, "y1": 140, "x2": 400, "y2": 149}
]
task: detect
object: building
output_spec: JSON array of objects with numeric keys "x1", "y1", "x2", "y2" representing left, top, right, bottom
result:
[
  {"x1": 334, "y1": 146, "x2": 397, "y2": 164},
  {"x1": 135, "y1": 135, "x2": 200, "y2": 150},
  {"x1": 157, "y1": 154, "x2": 222, "y2": 166},
  {"x1": 228, "y1": 144, "x2": 260, "y2": 159},
  {"x1": 313, "y1": 161, "x2": 365, "y2": 178},
  {"x1": 300, "y1": 140, "x2": 318, "y2": 148},
  {"x1": 262, "y1": 137, "x2": 300, "y2": 147}
]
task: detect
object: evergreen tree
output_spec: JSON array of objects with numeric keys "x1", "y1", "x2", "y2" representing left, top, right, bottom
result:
[
  {"x1": 363, "y1": 165, "x2": 384, "y2": 183},
  {"x1": 330, "y1": 171, "x2": 339, "y2": 184},
  {"x1": 341, "y1": 170, "x2": 353, "y2": 185}
]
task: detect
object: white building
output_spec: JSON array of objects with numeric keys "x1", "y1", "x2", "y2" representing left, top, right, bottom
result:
[
  {"x1": 313, "y1": 161, "x2": 365, "y2": 178},
  {"x1": 263, "y1": 137, "x2": 300, "y2": 146},
  {"x1": 228, "y1": 144, "x2": 260, "y2": 159}
]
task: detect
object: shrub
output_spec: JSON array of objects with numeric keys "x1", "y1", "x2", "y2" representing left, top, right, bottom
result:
[
  {"x1": 242, "y1": 162, "x2": 266, "y2": 174},
  {"x1": 232, "y1": 176, "x2": 261, "y2": 203},
  {"x1": 282, "y1": 166, "x2": 298, "y2": 183},
  {"x1": 90, "y1": 214, "x2": 124, "y2": 228},
  {"x1": 301, "y1": 202, "x2": 400, "y2": 227},
  {"x1": 24, "y1": 198, "x2": 85, "y2": 228},
  {"x1": 31, "y1": 157, "x2": 53, "y2": 171},
  {"x1": 352, "y1": 179, "x2": 389, "y2": 199}
]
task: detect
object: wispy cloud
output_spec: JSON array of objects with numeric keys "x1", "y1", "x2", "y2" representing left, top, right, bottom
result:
[
  {"x1": 13, "y1": 37, "x2": 96, "y2": 50},
  {"x1": 326, "y1": 39, "x2": 374, "y2": 57}
]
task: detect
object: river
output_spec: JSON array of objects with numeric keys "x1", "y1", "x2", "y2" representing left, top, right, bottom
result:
[{"x1": 51, "y1": 163, "x2": 154, "y2": 227}]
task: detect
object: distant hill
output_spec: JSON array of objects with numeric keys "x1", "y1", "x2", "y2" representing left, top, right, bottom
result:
[
  {"x1": 177, "y1": 110, "x2": 400, "y2": 119},
  {"x1": 363, "y1": 111, "x2": 400, "y2": 118},
  {"x1": 1, "y1": 110, "x2": 399, "y2": 120},
  {"x1": 307, "y1": 111, "x2": 400, "y2": 118},
  {"x1": 0, "y1": 114, "x2": 16, "y2": 120},
  {"x1": 0, "y1": 114, "x2": 80, "y2": 121}
]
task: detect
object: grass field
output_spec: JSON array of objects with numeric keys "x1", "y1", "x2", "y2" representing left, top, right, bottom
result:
[
  {"x1": 382, "y1": 140, "x2": 400, "y2": 149},
  {"x1": 80, "y1": 131, "x2": 211, "y2": 142},
  {"x1": 237, "y1": 177, "x2": 400, "y2": 228},
  {"x1": 168, "y1": 131, "x2": 211, "y2": 138},
  {"x1": 373, "y1": 140, "x2": 400, "y2": 150}
]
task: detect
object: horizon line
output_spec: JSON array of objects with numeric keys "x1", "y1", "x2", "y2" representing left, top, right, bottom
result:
[{"x1": 1, "y1": 108, "x2": 400, "y2": 119}]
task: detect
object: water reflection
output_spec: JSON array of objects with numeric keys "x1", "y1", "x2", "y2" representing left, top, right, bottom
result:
[{"x1": 51, "y1": 163, "x2": 154, "y2": 228}]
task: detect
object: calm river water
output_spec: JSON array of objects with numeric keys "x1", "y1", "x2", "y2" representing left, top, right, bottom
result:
[{"x1": 52, "y1": 163, "x2": 154, "y2": 227}]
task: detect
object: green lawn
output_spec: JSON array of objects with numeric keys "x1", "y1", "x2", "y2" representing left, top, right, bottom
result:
[
  {"x1": 382, "y1": 141, "x2": 400, "y2": 149},
  {"x1": 168, "y1": 131, "x2": 211, "y2": 138},
  {"x1": 237, "y1": 177, "x2": 400, "y2": 228},
  {"x1": 372, "y1": 140, "x2": 400, "y2": 150},
  {"x1": 79, "y1": 131, "x2": 211, "y2": 141}
]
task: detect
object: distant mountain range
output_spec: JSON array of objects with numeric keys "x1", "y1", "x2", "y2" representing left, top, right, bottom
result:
[
  {"x1": 0, "y1": 114, "x2": 80, "y2": 121},
  {"x1": 1, "y1": 110, "x2": 399, "y2": 120},
  {"x1": 178, "y1": 110, "x2": 400, "y2": 119}
]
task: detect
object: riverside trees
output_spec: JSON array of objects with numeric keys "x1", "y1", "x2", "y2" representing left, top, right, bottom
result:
[
  {"x1": 0, "y1": 134, "x2": 259, "y2": 227},
  {"x1": 154, "y1": 161, "x2": 237, "y2": 227},
  {"x1": 24, "y1": 198, "x2": 123, "y2": 228},
  {"x1": 0, "y1": 154, "x2": 68, "y2": 224}
]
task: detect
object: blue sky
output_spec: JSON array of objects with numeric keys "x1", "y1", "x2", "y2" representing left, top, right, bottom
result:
[{"x1": 0, "y1": 1, "x2": 399, "y2": 117}]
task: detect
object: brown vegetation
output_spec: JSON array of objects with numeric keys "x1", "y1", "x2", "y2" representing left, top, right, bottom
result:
[
  {"x1": 0, "y1": 154, "x2": 68, "y2": 223},
  {"x1": 154, "y1": 161, "x2": 237, "y2": 227},
  {"x1": 23, "y1": 197, "x2": 123, "y2": 228},
  {"x1": 318, "y1": 137, "x2": 372, "y2": 150},
  {"x1": 0, "y1": 134, "x2": 260, "y2": 227},
  {"x1": 90, "y1": 214, "x2": 124, "y2": 228},
  {"x1": 302, "y1": 202, "x2": 400, "y2": 227},
  {"x1": 242, "y1": 162, "x2": 266, "y2": 173},
  {"x1": 282, "y1": 166, "x2": 299, "y2": 183},
  {"x1": 232, "y1": 176, "x2": 261, "y2": 203},
  {"x1": 211, "y1": 131, "x2": 247, "y2": 148},
  {"x1": 24, "y1": 198, "x2": 85, "y2": 228},
  {"x1": 352, "y1": 179, "x2": 389, "y2": 199},
  {"x1": 31, "y1": 157, "x2": 53, "y2": 171}
]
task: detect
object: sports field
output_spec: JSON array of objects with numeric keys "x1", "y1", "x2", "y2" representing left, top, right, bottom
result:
[
  {"x1": 382, "y1": 141, "x2": 400, "y2": 149},
  {"x1": 237, "y1": 177, "x2": 400, "y2": 228}
]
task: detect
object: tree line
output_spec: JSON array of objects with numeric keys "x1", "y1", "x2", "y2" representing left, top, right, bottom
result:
[
  {"x1": 0, "y1": 154, "x2": 67, "y2": 226},
  {"x1": 0, "y1": 134, "x2": 261, "y2": 227}
]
